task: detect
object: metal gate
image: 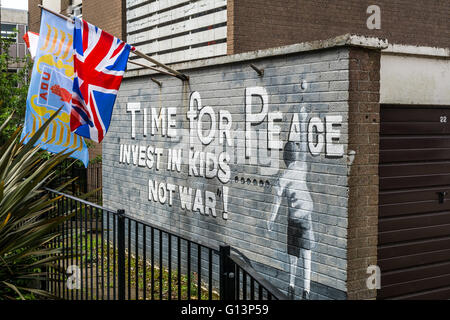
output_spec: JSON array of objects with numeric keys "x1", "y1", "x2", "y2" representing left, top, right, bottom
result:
[{"x1": 378, "y1": 105, "x2": 450, "y2": 299}]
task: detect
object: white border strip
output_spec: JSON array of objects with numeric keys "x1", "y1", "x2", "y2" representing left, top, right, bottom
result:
[{"x1": 383, "y1": 43, "x2": 450, "y2": 58}]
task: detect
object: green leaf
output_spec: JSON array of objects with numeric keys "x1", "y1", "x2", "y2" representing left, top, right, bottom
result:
[{"x1": 0, "y1": 110, "x2": 76, "y2": 300}]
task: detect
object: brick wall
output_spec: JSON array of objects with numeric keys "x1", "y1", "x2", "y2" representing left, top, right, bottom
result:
[
  {"x1": 226, "y1": 0, "x2": 236, "y2": 55},
  {"x1": 28, "y1": 0, "x2": 42, "y2": 33},
  {"x1": 346, "y1": 47, "x2": 381, "y2": 300},
  {"x1": 88, "y1": 142, "x2": 102, "y2": 161},
  {"x1": 101, "y1": 44, "x2": 364, "y2": 300},
  {"x1": 82, "y1": 0, "x2": 124, "y2": 39},
  {"x1": 28, "y1": 0, "x2": 69, "y2": 32},
  {"x1": 28, "y1": 0, "x2": 125, "y2": 48},
  {"x1": 227, "y1": 0, "x2": 449, "y2": 54}
]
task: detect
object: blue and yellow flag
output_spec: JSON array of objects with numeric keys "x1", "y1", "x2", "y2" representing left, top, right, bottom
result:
[{"x1": 21, "y1": 10, "x2": 89, "y2": 167}]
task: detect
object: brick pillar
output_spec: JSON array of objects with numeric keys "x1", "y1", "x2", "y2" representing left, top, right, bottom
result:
[
  {"x1": 346, "y1": 47, "x2": 381, "y2": 300},
  {"x1": 83, "y1": 0, "x2": 124, "y2": 39},
  {"x1": 226, "y1": 0, "x2": 235, "y2": 55},
  {"x1": 28, "y1": 0, "x2": 42, "y2": 33}
]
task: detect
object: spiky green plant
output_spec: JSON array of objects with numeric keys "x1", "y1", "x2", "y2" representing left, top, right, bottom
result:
[{"x1": 0, "y1": 111, "x2": 75, "y2": 300}]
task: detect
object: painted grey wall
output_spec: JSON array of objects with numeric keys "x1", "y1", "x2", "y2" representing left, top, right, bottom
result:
[{"x1": 103, "y1": 47, "x2": 351, "y2": 300}]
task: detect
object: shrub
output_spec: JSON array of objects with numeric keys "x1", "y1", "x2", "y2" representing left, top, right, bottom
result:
[{"x1": 0, "y1": 111, "x2": 74, "y2": 299}]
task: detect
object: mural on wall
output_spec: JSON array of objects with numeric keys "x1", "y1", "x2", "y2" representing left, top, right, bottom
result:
[
  {"x1": 115, "y1": 84, "x2": 346, "y2": 299},
  {"x1": 105, "y1": 44, "x2": 355, "y2": 300},
  {"x1": 268, "y1": 108, "x2": 315, "y2": 300},
  {"x1": 120, "y1": 87, "x2": 344, "y2": 217}
]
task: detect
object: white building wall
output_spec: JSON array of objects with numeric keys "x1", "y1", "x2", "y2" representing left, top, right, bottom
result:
[
  {"x1": 126, "y1": 0, "x2": 227, "y2": 68},
  {"x1": 0, "y1": 8, "x2": 28, "y2": 24},
  {"x1": 381, "y1": 46, "x2": 450, "y2": 105}
]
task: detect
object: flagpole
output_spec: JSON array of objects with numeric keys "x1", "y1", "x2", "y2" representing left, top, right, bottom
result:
[
  {"x1": 128, "y1": 61, "x2": 175, "y2": 77},
  {"x1": 37, "y1": 4, "x2": 189, "y2": 81},
  {"x1": 38, "y1": 4, "x2": 72, "y2": 22},
  {"x1": 131, "y1": 49, "x2": 189, "y2": 81}
]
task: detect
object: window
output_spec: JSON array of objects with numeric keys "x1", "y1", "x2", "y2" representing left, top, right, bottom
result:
[
  {"x1": 1, "y1": 23, "x2": 27, "y2": 61},
  {"x1": 1, "y1": 24, "x2": 18, "y2": 42}
]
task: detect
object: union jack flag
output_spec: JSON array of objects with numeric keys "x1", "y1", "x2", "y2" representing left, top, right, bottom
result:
[{"x1": 70, "y1": 17, "x2": 132, "y2": 143}]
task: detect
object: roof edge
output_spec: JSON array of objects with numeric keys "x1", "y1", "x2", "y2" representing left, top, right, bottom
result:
[
  {"x1": 382, "y1": 43, "x2": 450, "y2": 58},
  {"x1": 125, "y1": 34, "x2": 388, "y2": 79}
]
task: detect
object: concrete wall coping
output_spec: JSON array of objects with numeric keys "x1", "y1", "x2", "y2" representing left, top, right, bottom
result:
[
  {"x1": 0, "y1": 7, "x2": 28, "y2": 24},
  {"x1": 125, "y1": 33, "x2": 388, "y2": 79},
  {"x1": 0, "y1": 7, "x2": 28, "y2": 13},
  {"x1": 383, "y1": 43, "x2": 450, "y2": 58}
]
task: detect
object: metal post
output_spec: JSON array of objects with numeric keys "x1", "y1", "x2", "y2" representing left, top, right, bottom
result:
[
  {"x1": 71, "y1": 164, "x2": 75, "y2": 195},
  {"x1": 219, "y1": 245, "x2": 235, "y2": 300},
  {"x1": 84, "y1": 167, "x2": 88, "y2": 194},
  {"x1": 117, "y1": 209, "x2": 126, "y2": 300},
  {"x1": 41, "y1": 191, "x2": 50, "y2": 292},
  {"x1": 132, "y1": 49, "x2": 189, "y2": 81}
]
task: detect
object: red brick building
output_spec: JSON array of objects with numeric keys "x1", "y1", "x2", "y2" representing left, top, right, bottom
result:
[
  {"x1": 227, "y1": 0, "x2": 449, "y2": 53},
  {"x1": 29, "y1": 1, "x2": 449, "y2": 65}
]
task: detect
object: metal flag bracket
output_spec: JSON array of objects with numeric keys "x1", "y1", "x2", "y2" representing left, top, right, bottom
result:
[{"x1": 38, "y1": 4, "x2": 189, "y2": 82}]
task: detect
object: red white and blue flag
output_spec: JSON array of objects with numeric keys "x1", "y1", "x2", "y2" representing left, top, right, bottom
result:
[{"x1": 70, "y1": 17, "x2": 132, "y2": 143}]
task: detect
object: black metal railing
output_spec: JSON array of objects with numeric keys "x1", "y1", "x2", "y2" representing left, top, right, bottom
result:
[
  {"x1": 222, "y1": 247, "x2": 287, "y2": 300},
  {"x1": 44, "y1": 188, "x2": 287, "y2": 300}
]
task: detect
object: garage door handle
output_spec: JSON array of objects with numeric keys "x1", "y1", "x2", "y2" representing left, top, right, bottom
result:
[{"x1": 438, "y1": 191, "x2": 448, "y2": 204}]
